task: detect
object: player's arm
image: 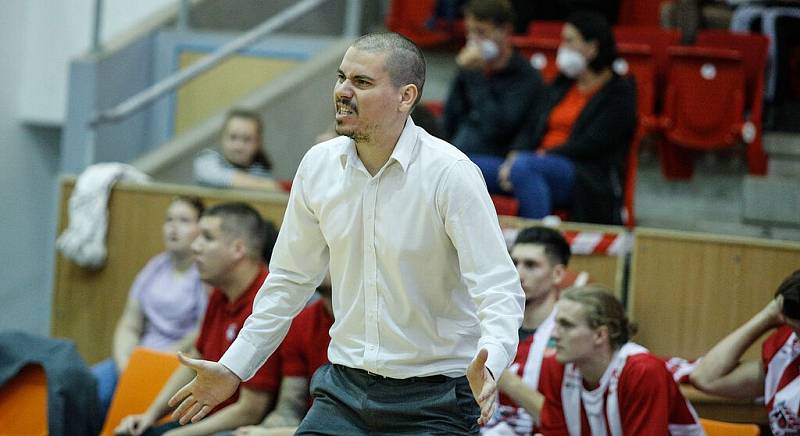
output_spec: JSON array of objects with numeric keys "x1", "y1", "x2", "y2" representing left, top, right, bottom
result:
[
  {"x1": 690, "y1": 298, "x2": 782, "y2": 398},
  {"x1": 497, "y1": 370, "x2": 544, "y2": 420}
]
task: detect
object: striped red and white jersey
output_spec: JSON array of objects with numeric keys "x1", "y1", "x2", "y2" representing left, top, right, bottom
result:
[
  {"x1": 538, "y1": 343, "x2": 704, "y2": 436},
  {"x1": 763, "y1": 326, "x2": 800, "y2": 435}
]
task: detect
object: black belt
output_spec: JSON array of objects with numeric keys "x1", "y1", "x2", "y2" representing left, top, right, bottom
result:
[{"x1": 337, "y1": 364, "x2": 452, "y2": 383}]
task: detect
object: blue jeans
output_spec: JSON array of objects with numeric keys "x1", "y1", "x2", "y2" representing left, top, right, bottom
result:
[
  {"x1": 470, "y1": 152, "x2": 575, "y2": 219},
  {"x1": 91, "y1": 358, "x2": 119, "y2": 425},
  {"x1": 296, "y1": 364, "x2": 480, "y2": 435}
]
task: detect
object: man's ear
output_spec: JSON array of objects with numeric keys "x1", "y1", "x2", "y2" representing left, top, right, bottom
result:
[
  {"x1": 552, "y1": 264, "x2": 566, "y2": 288},
  {"x1": 594, "y1": 325, "x2": 609, "y2": 346},
  {"x1": 398, "y1": 84, "x2": 418, "y2": 114},
  {"x1": 231, "y1": 238, "x2": 248, "y2": 260}
]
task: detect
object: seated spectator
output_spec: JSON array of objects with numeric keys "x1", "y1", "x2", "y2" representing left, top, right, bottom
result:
[
  {"x1": 194, "y1": 109, "x2": 279, "y2": 191},
  {"x1": 115, "y1": 203, "x2": 279, "y2": 436},
  {"x1": 443, "y1": 0, "x2": 544, "y2": 193},
  {"x1": 505, "y1": 11, "x2": 636, "y2": 223},
  {"x1": 660, "y1": 0, "x2": 734, "y2": 43},
  {"x1": 92, "y1": 196, "x2": 207, "y2": 423},
  {"x1": 484, "y1": 226, "x2": 571, "y2": 435},
  {"x1": 229, "y1": 274, "x2": 334, "y2": 436},
  {"x1": 538, "y1": 285, "x2": 703, "y2": 434},
  {"x1": 730, "y1": 1, "x2": 800, "y2": 105},
  {"x1": 690, "y1": 270, "x2": 800, "y2": 435}
]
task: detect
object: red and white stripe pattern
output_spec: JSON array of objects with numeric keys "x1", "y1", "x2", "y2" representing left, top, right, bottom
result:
[{"x1": 502, "y1": 227, "x2": 631, "y2": 256}]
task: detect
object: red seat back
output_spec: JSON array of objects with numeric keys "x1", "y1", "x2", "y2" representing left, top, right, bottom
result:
[
  {"x1": 696, "y1": 30, "x2": 768, "y2": 123},
  {"x1": 614, "y1": 26, "x2": 681, "y2": 90},
  {"x1": 617, "y1": 0, "x2": 663, "y2": 26},
  {"x1": 512, "y1": 36, "x2": 560, "y2": 83},
  {"x1": 526, "y1": 20, "x2": 564, "y2": 39},
  {"x1": 386, "y1": 0, "x2": 453, "y2": 47},
  {"x1": 663, "y1": 46, "x2": 745, "y2": 149},
  {"x1": 616, "y1": 43, "x2": 657, "y2": 121}
]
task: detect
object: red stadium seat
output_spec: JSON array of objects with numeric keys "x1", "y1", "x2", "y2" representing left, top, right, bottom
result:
[
  {"x1": 617, "y1": 0, "x2": 663, "y2": 26},
  {"x1": 659, "y1": 46, "x2": 746, "y2": 178},
  {"x1": 385, "y1": 0, "x2": 457, "y2": 47},
  {"x1": 526, "y1": 20, "x2": 565, "y2": 39},
  {"x1": 696, "y1": 30, "x2": 769, "y2": 175},
  {"x1": 422, "y1": 100, "x2": 444, "y2": 118},
  {"x1": 491, "y1": 194, "x2": 520, "y2": 217},
  {"x1": 512, "y1": 36, "x2": 560, "y2": 83},
  {"x1": 616, "y1": 43, "x2": 658, "y2": 130},
  {"x1": 614, "y1": 26, "x2": 682, "y2": 91}
]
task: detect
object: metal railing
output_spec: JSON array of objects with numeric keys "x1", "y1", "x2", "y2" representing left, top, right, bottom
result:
[{"x1": 89, "y1": 0, "x2": 361, "y2": 127}]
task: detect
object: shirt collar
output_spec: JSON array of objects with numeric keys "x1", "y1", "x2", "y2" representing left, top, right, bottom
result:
[
  {"x1": 216, "y1": 264, "x2": 268, "y2": 314},
  {"x1": 336, "y1": 117, "x2": 418, "y2": 174}
]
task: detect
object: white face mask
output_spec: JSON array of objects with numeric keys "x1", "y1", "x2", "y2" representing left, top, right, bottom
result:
[
  {"x1": 556, "y1": 46, "x2": 587, "y2": 78},
  {"x1": 478, "y1": 39, "x2": 500, "y2": 62}
]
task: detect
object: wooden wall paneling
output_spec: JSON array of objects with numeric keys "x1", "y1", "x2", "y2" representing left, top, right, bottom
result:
[
  {"x1": 52, "y1": 177, "x2": 290, "y2": 363},
  {"x1": 630, "y1": 228, "x2": 800, "y2": 361}
]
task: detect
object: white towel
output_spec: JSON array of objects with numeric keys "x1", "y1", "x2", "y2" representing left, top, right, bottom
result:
[{"x1": 57, "y1": 163, "x2": 150, "y2": 269}]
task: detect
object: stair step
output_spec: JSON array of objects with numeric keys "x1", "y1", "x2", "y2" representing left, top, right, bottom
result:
[
  {"x1": 764, "y1": 132, "x2": 800, "y2": 158},
  {"x1": 742, "y1": 175, "x2": 800, "y2": 227}
]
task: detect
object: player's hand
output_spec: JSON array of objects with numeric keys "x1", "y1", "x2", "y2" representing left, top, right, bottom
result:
[
  {"x1": 167, "y1": 352, "x2": 241, "y2": 425},
  {"x1": 467, "y1": 348, "x2": 498, "y2": 425},
  {"x1": 114, "y1": 413, "x2": 155, "y2": 435},
  {"x1": 761, "y1": 295, "x2": 786, "y2": 328},
  {"x1": 456, "y1": 40, "x2": 486, "y2": 70}
]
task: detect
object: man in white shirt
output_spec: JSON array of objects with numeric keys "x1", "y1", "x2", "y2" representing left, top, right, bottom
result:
[{"x1": 166, "y1": 32, "x2": 525, "y2": 435}]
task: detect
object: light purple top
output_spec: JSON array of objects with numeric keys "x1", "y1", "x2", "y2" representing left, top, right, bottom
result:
[{"x1": 130, "y1": 253, "x2": 208, "y2": 351}]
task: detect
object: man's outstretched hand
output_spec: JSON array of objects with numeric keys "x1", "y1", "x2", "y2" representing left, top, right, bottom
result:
[
  {"x1": 467, "y1": 348, "x2": 498, "y2": 426},
  {"x1": 168, "y1": 352, "x2": 241, "y2": 425}
]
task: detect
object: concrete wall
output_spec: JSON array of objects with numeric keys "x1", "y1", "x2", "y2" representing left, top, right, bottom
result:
[
  {"x1": 18, "y1": 0, "x2": 176, "y2": 125},
  {"x1": 0, "y1": 2, "x2": 62, "y2": 335}
]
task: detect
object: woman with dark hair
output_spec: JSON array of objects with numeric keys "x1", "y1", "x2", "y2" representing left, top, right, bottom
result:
[
  {"x1": 499, "y1": 11, "x2": 637, "y2": 224},
  {"x1": 194, "y1": 109, "x2": 280, "y2": 191},
  {"x1": 91, "y1": 196, "x2": 208, "y2": 424}
]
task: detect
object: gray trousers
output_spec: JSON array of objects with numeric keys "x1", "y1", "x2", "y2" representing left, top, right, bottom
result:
[{"x1": 296, "y1": 363, "x2": 480, "y2": 435}]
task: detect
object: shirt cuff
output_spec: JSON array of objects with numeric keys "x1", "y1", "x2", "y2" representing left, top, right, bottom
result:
[
  {"x1": 478, "y1": 340, "x2": 510, "y2": 381},
  {"x1": 219, "y1": 337, "x2": 261, "y2": 382}
]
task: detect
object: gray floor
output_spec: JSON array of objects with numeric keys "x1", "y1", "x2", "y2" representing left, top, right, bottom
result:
[{"x1": 421, "y1": 49, "x2": 800, "y2": 242}]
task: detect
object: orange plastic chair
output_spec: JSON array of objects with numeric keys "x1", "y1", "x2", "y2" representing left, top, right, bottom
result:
[
  {"x1": 0, "y1": 364, "x2": 48, "y2": 436},
  {"x1": 99, "y1": 348, "x2": 180, "y2": 435},
  {"x1": 700, "y1": 418, "x2": 760, "y2": 436},
  {"x1": 660, "y1": 46, "x2": 746, "y2": 179},
  {"x1": 696, "y1": 30, "x2": 770, "y2": 175}
]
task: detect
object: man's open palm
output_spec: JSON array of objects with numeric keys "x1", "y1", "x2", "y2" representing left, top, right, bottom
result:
[
  {"x1": 168, "y1": 353, "x2": 241, "y2": 424},
  {"x1": 467, "y1": 348, "x2": 498, "y2": 426}
]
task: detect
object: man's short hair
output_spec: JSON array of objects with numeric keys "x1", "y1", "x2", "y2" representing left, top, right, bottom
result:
[
  {"x1": 351, "y1": 32, "x2": 426, "y2": 107},
  {"x1": 464, "y1": 0, "x2": 515, "y2": 26},
  {"x1": 513, "y1": 226, "x2": 571, "y2": 267},
  {"x1": 203, "y1": 202, "x2": 275, "y2": 262}
]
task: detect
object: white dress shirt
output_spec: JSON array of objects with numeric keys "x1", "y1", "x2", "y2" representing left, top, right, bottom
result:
[{"x1": 220, "y1": 117, "x2": 524, "y2": 380}]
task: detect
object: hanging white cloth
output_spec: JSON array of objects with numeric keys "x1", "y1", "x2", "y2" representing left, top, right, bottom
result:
[{"x1": 57, "y1": 162, "x2": 150, "y2": 269}]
